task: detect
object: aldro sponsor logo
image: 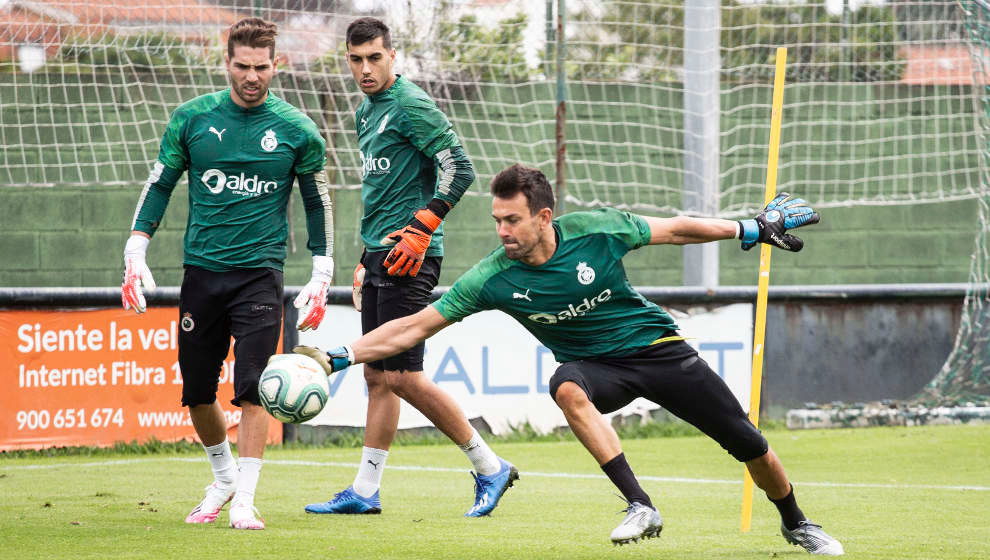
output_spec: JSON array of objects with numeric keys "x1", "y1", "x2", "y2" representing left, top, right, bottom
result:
[
  {"x1": 201, "y1": 169, "x2": 277, "y2": 197},
  {"x1": 360, "y1": 151, "x2": 391, "y2": 177},
  {"x1": 527, "y1": 288, "x2": 612, "y2": 325}
]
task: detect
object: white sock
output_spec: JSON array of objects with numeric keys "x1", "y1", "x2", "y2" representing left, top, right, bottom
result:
[
  {"x1": 458, "y1": 429, "x2": 501, "y2": 476},
  {"x1": 352, "y1": 447, "x2": 389, "y2": 498},
  {"x1": 234, "y1": 457, "x2": 262, "y2": 506},
  {"x1": 204, "y1": 440, "x2": 237, "y2": 488}
]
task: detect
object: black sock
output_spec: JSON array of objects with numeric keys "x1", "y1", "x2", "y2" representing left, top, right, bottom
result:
[
  {"x1": 769, "y1": 484, "x2": 805, "y2": 530},
  {"x1": 601, "y1": 453, "x2": 653, "y2": 509}
]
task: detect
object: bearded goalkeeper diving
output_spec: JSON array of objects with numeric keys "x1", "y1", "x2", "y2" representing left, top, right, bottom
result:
[{"x1": 295, "y1": 164, "x2": 844, "y2": 554}]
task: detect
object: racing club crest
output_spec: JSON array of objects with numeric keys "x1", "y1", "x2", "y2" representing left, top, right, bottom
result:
[
  {"x1": 180, "y1": 312, "x2": 195, "y2": 332},
  {"x1": 261, "y1": 129, "x2": 278, "y2": 152},
  {"x1": 576, "y1": 262, "x2": 595, "y2": 285}
]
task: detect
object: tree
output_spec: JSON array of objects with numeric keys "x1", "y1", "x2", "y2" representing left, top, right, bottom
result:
[
  {"x1": 432, "y1": 12, "x2": 530, "y2": 84},
  {"x1": 563, "y1": 0, "x2": 903, "y2": 83}
]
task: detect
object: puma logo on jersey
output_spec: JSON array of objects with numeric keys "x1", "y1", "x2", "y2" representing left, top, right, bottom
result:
[
  {"x1": 512, "y1": 289, "x2": 532, "y2": 302},
  {"x1": 377, "y1": 113, "x2": 390, "y2": 134},
  {"x1": 208, "y1": 127, "x2": 226, "y2": 142}
]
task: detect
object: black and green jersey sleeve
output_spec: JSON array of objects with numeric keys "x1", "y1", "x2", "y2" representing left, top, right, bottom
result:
[
  {"x1": 434, "y1": 208, "x2": 676, "y2": 362},
  {"x1": 356, "y1": 76, "x2": 473, "y2": 257},
  {"x1": 130, "y1": 89, "x2": 330, "y2": 271},
  {"x1": 130, "y1": 101, "x2": 201, "y2": 236}
]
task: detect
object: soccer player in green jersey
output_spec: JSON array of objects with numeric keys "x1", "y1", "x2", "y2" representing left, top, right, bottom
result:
[
  {"x1": 302, "y1": 17, "x2": 516, "y2": 518},
  {"x1": 120, "y1": 18, "x2": 334, "y2": 530},
  {"x1": 296, "y1": 164, "x2": 844, "y2": 554}
]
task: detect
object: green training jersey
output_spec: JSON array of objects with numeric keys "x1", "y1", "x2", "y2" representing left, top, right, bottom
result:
[
  {"x1": 433, "y1": 208, "x2": 679, "y2": 362},
  {"x1": 132, "y1": 88, "x2": 329, "y2": 271},
  {"x1": 356, "y1": 75, "x2": 461, "y2": 256}
]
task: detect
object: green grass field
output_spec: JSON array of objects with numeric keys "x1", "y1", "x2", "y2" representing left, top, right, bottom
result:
[{"x1": 2, "y1": 424, "x2": 987, "y2": 559}]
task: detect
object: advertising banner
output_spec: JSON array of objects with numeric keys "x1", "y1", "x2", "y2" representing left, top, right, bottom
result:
[
  {"x1": 298, "y1": 303, "x2": 753, "y2": 434},
  {"x1": 0, "y1": 308, "x2": 282, "y2": 451}
]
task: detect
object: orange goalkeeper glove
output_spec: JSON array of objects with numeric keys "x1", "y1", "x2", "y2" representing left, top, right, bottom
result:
[
  {"x1": 352, "y1": 262, "x2": 365, "y2": 311},
  {"x1": 381, "y1": 203, "x2": 446, "y2": 277}
]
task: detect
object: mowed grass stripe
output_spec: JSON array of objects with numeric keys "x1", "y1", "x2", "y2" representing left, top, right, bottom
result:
[{"x1": 5, "y1": 456, "x2": 990, "y2": 492}]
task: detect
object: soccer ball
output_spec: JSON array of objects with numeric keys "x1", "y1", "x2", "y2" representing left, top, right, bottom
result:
[{"x1": 258, "y1": 353, "x2": 331, "y2": 424}]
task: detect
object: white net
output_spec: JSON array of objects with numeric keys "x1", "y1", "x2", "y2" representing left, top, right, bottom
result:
[
  {"x1": 922, "y1": 0, "x2": 990, "y2": 405},
  {"x1": 0, "y1": 0, "x2": 981, "y2": 217}
]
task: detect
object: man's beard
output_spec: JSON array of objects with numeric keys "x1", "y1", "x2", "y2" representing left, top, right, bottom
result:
[
  {"x1": 233, "y1": 80, "x2": 267, "y2": 102},
  {"x1": 502, "y1": 240, "x2": 529, "y2": 261}
]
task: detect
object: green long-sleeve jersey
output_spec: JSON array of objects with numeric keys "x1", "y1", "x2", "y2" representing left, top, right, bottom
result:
[
  {"x1": 356, "y1": 75, "x2": 474, "y2": 256},
  {"x1": 433, "y1": 208, "x2": 679, "y2": 363},
  {"x1": 131, "y1": 88, "x2": 331, "y2": 271}
]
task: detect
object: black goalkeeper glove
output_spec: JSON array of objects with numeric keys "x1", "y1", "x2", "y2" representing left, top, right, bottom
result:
[{"x1": 738, "y1": 192, "x2": 820, "y2": 252}]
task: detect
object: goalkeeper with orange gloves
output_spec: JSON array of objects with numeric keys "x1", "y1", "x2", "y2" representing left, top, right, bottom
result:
[{"x1": 301, "y1": 17, "x2": 517, "y2": 518}]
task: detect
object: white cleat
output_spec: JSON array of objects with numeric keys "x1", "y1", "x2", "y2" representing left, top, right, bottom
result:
[
  {"x1": 781, "y1": 520, "x2": 844, "y2": 555},
  {"x1": 610, "y1": 502, "x2": 663, "y2": 546},
  {"x1": 185, "y1": 482, "x2": 235, "y2": 524},
  {"x1": 229, "y1": 501, "x2": 265, "y2": 530}
]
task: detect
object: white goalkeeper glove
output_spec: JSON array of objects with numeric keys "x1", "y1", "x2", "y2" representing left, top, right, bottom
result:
[
  {"x1": 294, "y1": 255, "x2": 334, "y2": 332},
  {"x1": 121, "y1": 234, "x2": 156, "y2": 314}
]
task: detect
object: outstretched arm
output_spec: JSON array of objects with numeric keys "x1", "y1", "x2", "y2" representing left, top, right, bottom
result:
[
  {"x1": 295, "y1": 305, "x2": 453, "y2": 374},
  {"x1": 643, "y1": 215, "x2": 738, "y2": 246},
  {"x1": 642, "y1": 192, "x2": 820, "y2": 252},
  {"x1": 354, "y1": 305, "x2": 451, "y2": 363}
]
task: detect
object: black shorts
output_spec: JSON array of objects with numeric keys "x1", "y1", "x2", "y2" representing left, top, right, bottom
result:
[
  {"x1": 360, "y1": 250, "x2": 441, "y2": 372},
  {"x1": 548, "y1": 339, "x2": 768, "y2": 462},
  {"x1": 178, "y1": 266, "x2": 283, "y2": 408}
]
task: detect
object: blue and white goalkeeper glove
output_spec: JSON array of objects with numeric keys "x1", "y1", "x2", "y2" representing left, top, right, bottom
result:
[
  {"x1": 293, "y1": 345, "x2": 353, "y2": 375},
  {"x1": 738, "y1": 192, "x2": 820, "y2": 252}
]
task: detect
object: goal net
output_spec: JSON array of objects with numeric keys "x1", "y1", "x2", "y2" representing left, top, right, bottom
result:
[
  {"x1": 922, "y1": 0, "x2": 990, "y2": 405},
  {"x1": 0, "y1": 0, "x2": 980, "y2": 217},
  {"x1": 3, "y1": 0, "x2": 986, "y2": 403}
]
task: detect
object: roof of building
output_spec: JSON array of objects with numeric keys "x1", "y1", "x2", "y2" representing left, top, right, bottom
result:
[
  {"x1": 5, "y1": 0, "x2": 240, "y2": 27},
  {"x1": 900, "y1": 45, "x2": 975, "y2": 86}
]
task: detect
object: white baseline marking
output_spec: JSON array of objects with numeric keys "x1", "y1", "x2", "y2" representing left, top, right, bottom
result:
[{"x1": 4, "y1": 457, "x2": 989, "y2": 492}]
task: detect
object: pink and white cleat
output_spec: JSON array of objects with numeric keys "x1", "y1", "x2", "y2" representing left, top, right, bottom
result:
[
  {"x1": 185, "y1": 482, "x2": 235, "y2": 524},
  {"x1": 229, "y1": 501, "x2": 265, "y2": 530}
]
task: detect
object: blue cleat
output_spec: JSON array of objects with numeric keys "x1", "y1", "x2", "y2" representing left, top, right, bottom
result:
[
  {"x1": 305, "y1": 486, "x2": 381, "y2": 514},
  {"x1": 465, "y1": 457, "x2": 519, "y2": 517}
]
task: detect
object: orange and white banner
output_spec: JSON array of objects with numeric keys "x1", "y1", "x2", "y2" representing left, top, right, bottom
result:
[{"x1": 0, "y1": 308, "x2": 282, "y2": 451}]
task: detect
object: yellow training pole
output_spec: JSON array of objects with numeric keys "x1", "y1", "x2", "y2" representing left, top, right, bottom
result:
[{"x1": 741, "y1": 46, "x2": 787, "y2": 533}]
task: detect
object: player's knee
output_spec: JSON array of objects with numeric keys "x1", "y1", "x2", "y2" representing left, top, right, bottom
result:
[
  {"x1": 725, "y1": 425, "x2": 769, "y2": 462},
  {"x1": 553, "y1": 381, "x2": 591, "y2": 412},
  {"x1": 181, "y1": 385, "x2": 218, "y2": 408},
  {"x1": 363, "y1": 366, "x2": 391, "y2": 392},
  {"x1": 384, "y1": 369, "x2": 407, "y2": 394}
]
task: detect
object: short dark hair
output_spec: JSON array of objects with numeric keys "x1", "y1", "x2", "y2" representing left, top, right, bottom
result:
[
  {"x1": 228, "y1": 17, "x2": 278, "y2": 60},
  {"x1": 346, "y1": 17, "x2": 391, "y2": 49},
  {"x1": 490, "y1": 164, "x2": 555, "y2": 215}
]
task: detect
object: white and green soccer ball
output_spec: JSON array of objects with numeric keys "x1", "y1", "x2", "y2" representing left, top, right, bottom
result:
[{"x1": 258, "y1": 353, "x2": 330, "y2": 424}]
